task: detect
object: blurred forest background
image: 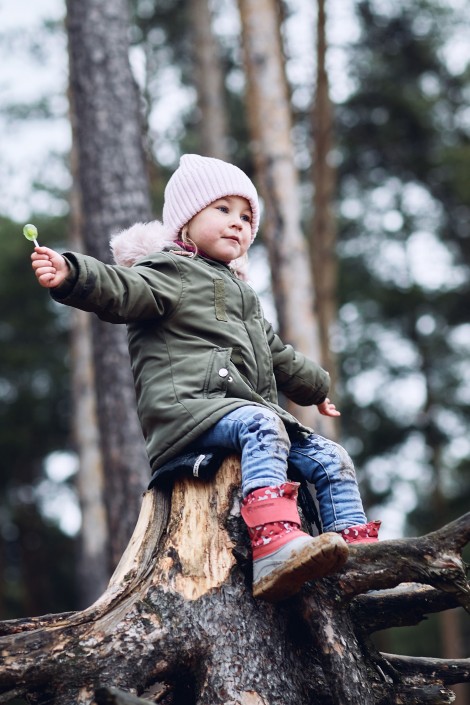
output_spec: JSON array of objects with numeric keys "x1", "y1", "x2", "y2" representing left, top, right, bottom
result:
[{"x1": 0, "y1": 0, "x2": 469, "y2": 676}]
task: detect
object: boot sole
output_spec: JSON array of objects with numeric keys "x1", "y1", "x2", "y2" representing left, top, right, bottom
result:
[{"x1": 253, "y1": 533, "x2": 349, "y2": 602}]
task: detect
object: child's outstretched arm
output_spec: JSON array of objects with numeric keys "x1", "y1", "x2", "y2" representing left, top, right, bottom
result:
[
  {"x1": 31, "y1": 246, "x2": 70, "y2": 288},
  {"x1": 317, "y1": 398, "x2": 341, "y2": 417}
]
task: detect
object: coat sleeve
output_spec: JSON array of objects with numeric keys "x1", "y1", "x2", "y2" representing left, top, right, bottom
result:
[
  {"x1": 51, "y1": 252, "x2": 183, "y2": 323},
  {"x1": 265, "y1": 320, "x2": 330, "y2": 406}
]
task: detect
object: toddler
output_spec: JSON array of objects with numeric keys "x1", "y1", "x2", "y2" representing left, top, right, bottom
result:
[{"x1": 32, "y1": 154, "x2": 380, "y2": 602}]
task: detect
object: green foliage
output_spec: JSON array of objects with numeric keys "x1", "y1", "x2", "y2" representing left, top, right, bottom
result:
[
  {"x1": 0, "y1": 216, "x2": 70, "y2": 476},
  {"x1": 334, "y1": 0, "x2": 470, "y2": 537},
  {"x1": 0, "y1": 214, "x2": 77, "y2": 618},
  {"x1": 331, "y1": 6, "x2": 470, "y2": 663}
]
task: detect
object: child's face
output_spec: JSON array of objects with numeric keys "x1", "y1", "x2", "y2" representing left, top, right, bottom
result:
[{"x1": 187, "y1": 196, "x2": 252, "y2": 263}]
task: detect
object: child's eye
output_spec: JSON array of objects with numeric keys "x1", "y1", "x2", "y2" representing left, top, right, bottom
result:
[
  {"x1": 241, "y1": 214, "x2": 251, "y2": 223},
  {"x1": 217, "y1": 205, "x2": 229, "y2": 213}
]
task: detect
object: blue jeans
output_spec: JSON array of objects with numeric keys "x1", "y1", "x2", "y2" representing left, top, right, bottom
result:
[{"x1": 193, "y1": 405, "x2": 367, "y2": 532}]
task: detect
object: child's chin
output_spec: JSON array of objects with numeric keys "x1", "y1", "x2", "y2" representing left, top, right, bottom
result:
[{"x1": 216, "y1": 250, "x2": 237, "y2": 263}]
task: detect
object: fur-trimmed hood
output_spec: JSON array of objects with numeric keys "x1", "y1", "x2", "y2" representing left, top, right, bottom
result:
[
  {"x1": 109, "y1": 219, "x2": 248, "y2": 278},
  {"x1": 110, "y1": 220, "x2": 176, "y2": 267}
]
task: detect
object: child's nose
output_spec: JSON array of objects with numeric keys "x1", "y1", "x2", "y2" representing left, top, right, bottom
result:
[{"x1": 230, "y1": 215, "x2": 244, "y2": 229}]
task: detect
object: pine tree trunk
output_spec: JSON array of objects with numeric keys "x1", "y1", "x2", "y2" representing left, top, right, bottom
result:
[
  {"x1": 311, "y1": 0, "x2": 339, "y2": 396},
  {"x1": 66, "y1": 0, "x2": 152, "y2": 569},
  {"x1": 189, "y1": 0, "x2": 230, "y2": 160},
  {"x1": 71, "y1": 308, "x2": 109, "y2": 604},
  {"x1": 68, "y1": 100, "x2": 109, "y2": 604},
  {"x1": 238, "y1": 0, "x2": 332, "y2": 435}
]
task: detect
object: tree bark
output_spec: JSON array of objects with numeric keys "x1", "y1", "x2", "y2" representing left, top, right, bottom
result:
[
  {"x1": 66, "y1": 0, "x2": 152, "y2": 569},
  {"x1": 71, "y1": 307, "x2": 109, "y2": 604},
  {"x1": 311, "y1": 0, "x2": 339, "y2": 396},
  {"x1": 0, "y1": 457, "x2": 468, "y2": 705},
  {"x1": 69, "y1": 91, "x2": 109, "y2": 604},
  {"x1": 238, "y1": 0, "x2": 332, "y2": 434},
  {"x1": 189, "y1": 0, "x2": 230, "y2": 160}
]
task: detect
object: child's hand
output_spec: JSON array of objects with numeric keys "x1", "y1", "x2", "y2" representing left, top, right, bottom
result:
[
  {"x1": 31, "y1": 246, "x2": 70, "y2": 288},
  {"x1": 317, "y1": 398, "x2": 341, "y2": 417}
]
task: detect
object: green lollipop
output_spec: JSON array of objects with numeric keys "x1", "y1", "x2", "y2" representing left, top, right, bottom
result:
[{"x1": 23, "y1": 223, "x2": 39, "y2": 247}]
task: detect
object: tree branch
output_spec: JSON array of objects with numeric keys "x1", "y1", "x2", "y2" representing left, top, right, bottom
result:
[
  {"x1": 0, "y1": 489, "x2": 170, "y2": 638},
  {"x1": 385, "y1": 684, "x2": 456, "y2": 705},
  {"x1": 382, "y1": 653, "x2": 470, "y2": 685},
  {"x1": 351, "y1": 583, "x2": 462, "y2": 633},
  {"x1": 336, "y1": 513, "x2": 470, "y2": 602},
  {"x1": 0, "y1": 489, "x2": 171, "y2": 694}
]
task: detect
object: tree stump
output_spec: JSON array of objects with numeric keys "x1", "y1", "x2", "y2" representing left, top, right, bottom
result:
[{"x1": 0, "y1": 456, "x2": 468, "y2": 705}]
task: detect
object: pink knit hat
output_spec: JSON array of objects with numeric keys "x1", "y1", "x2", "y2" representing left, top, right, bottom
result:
[{"x1": 162, "y1": 154, "x2": 260, "y2": 240}]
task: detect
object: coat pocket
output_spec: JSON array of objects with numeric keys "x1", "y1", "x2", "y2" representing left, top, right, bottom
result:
[
  {"x1": 203, "y1": 348, "x2": 232, "y2": 399},
  {"x1": 203, "y1": 347, "x2": 256, "y2": 401}
]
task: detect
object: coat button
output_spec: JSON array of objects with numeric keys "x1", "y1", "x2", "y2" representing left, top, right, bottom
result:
[{"x1": 218, "y1": 367, "x2": 229, "y2": 378}]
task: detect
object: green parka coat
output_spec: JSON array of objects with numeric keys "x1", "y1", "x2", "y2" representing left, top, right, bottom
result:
[{"x1": 53, "y1": 223, "x2": 330, "y2": 475}]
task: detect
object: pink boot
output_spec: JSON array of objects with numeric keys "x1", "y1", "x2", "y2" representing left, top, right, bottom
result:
[
  {"x1": 241, "y1": 482, "x2": 349, "y2": 602},
  {"x1": 339, "y1": 520, "x2": 381, "y2": 544}
]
